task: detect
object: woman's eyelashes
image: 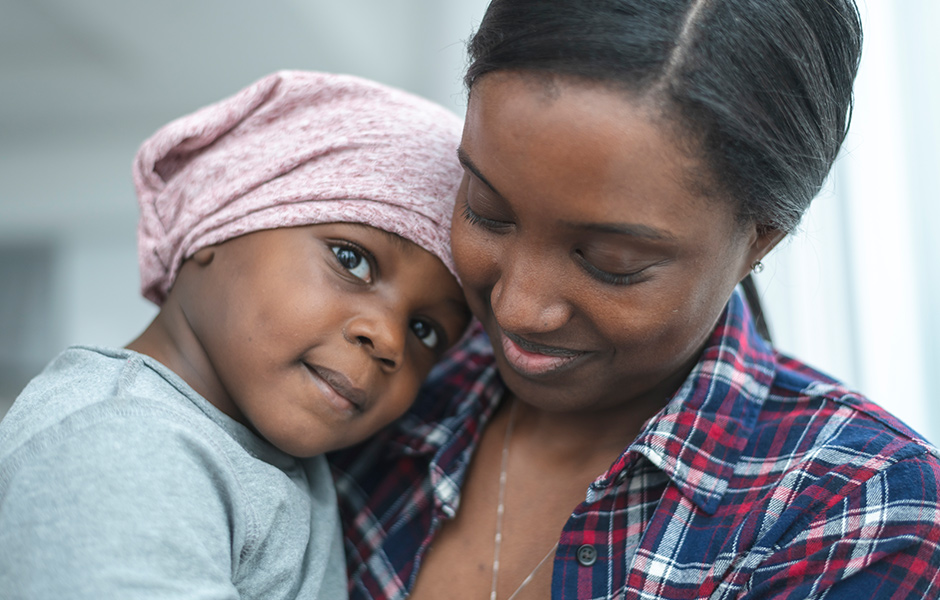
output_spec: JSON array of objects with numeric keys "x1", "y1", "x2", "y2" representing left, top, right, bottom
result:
[
  {"x1": 461, "y1": 202, "x2": 512, "y2": 232},
  {"x1": 330, "y1": 242, "x2": 374, "y2": 283},
  {"x1": 460, "y1": 178, "x2": 513, "y2": 232},
  {"x1": 574, "y1": 249, "x2": 650, "y2": 286}
]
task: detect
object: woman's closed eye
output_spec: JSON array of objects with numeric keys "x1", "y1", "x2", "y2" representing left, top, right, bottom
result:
[
  {"x1": 462, "y1": 201, "x2": 512, "y2": 232},
  {"x1": 573, "y1": 248, "x2": 658, "y2": 286},
  {"x1": 460, "y1": 176, "x2": 514, "y2": 232},
  {"x1": 330, "y1": 242, "x2": 374, "y2": 283}
]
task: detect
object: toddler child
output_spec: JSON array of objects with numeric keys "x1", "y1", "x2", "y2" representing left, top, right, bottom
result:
[{"x1": 0, "y1": 70, "x2": 469, "y2": 599}]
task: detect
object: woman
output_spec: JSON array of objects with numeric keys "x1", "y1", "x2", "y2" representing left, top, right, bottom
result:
[{"x1": 331, "y1": 0, "x2": 940, "y2": 598}]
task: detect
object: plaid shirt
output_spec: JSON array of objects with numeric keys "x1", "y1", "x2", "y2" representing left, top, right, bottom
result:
[{"x1": 330, "y1": 289, "x2": 940, "y2": 599}]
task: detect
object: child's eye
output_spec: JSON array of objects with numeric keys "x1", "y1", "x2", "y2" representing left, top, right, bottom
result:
[
  {"x1": 410, "y1": 319, "x2": 440, "y2": 350},
  {"x1": 331, "y1": 245, "x2": 372, "y2": 282}
]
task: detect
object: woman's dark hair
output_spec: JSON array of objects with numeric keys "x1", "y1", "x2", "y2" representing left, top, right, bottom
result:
[{"x1": 465, "y1": 0, "x2": 863, "y2": 233}]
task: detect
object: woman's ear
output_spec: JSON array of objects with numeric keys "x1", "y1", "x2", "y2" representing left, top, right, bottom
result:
[
  {"x1": 754, "y1": 225, "x2": 786, "y2": 258},
  {"x1": 740, "y1": 225, "x2": 786, "y2": 281}
]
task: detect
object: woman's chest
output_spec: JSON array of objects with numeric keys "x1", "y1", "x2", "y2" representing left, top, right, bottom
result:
[{"x1": 407, "y1": 410, "x2": 632, "y2": 600}]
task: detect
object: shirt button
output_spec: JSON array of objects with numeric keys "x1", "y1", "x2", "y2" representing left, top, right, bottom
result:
[{"x1": 577, "y1": 544, "x2": 597, "y2": 567}]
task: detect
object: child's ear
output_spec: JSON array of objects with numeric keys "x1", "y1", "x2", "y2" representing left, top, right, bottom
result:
[{"x1": 192, "y1": 247, "x2": 215, "y2": 266}]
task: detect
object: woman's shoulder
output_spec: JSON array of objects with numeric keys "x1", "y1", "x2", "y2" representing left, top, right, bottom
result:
[
  {"x1": 730, "y1": 356, "x2": 940, "y2": 595},
  {"x1": 762, "y1": 349, "x2": 936, "y2": 455},
  {"x1": 740, "y1": 348, "x2": 940, "y2": 509}
]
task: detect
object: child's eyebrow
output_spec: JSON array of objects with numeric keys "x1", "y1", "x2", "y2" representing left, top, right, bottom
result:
[
  {"x1": 444, "y1": 296, "x2": 472, "y2": 316},
  {"x1": 379, "y1": 229, "x2": 411, "y2": 249}
]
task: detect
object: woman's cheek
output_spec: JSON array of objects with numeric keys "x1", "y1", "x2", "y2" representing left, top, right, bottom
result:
[{"x1": 451, "y1": 220, "x2": 497, "y2": 286}]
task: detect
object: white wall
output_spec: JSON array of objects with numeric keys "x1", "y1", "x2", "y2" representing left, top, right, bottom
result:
[{"x1": 755, "y1": 1, "x2": 940, "y2": 443}]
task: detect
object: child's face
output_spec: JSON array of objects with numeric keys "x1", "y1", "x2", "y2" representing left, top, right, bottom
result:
[{"x1": 174, "y1": 223, "x2": 469, "y2": 457}]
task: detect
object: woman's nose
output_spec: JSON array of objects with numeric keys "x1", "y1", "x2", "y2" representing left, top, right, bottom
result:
[
  {"x1": 489, "y1": 253, "x2": 572, "y2": 334},
  {"x1": 343, "y1": 309, "x2": 405, "y2": 372}
]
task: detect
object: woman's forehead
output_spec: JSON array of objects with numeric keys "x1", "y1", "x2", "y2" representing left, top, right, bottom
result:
[{"x1": 461, "y1": 73, "x2": 725, "y2": 230}]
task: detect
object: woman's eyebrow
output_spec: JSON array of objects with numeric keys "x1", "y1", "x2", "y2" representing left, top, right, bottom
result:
[
  {"x1": 569, "y1": 221, "x2": 678, "y2": 242},
  {"x1": 456, "y1": 147, "x2": 501, "y2": 196}
]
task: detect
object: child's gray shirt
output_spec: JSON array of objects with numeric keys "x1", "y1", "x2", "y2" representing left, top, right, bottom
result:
[{"x1": 0, "y1": 346, "x2": 348, "y2": 599}]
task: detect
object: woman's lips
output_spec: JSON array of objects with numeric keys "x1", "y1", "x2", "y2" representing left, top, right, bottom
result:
[
  {"x1": 305, "y1": 364, "x2": 367, "y2": 415},
  {"x1": 499, "y1": 330, "x2": 586, "y2": 377}
]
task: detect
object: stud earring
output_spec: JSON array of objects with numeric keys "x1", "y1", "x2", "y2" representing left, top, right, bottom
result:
[{"x1": 751, "y1": 260, "x2": 765, "y2": 274}]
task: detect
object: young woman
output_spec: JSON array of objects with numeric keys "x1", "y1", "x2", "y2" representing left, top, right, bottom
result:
[{"x1": 331, "y1": 1, "x2": 940, "y2": 598}]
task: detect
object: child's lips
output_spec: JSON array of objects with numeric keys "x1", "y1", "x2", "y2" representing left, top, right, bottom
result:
[
  {"x1": 499, "y1": 330, "x2": 587, "y2": 377},
  {"x1": 304, "y1": 363, "x2": 368, "y2": 414}
]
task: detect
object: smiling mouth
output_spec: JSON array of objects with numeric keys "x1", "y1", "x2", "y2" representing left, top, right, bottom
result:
[
  {"x1": 304, "y1": 363, "x2": 368, "y2": 414},
  {"x1": 499, "y1": 330, "x2": 587, "y2": 377}
]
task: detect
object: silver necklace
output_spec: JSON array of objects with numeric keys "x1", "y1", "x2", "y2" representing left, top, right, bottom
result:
[{"x1": 490, "y1": 400, "x2": 559, "y2": 600}]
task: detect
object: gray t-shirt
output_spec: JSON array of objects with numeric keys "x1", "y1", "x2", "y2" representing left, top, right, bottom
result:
[{"x1": 0, "y1": 346, "x2": 348, "y2": 599}]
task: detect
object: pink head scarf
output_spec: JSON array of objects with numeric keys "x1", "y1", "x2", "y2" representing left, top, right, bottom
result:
[{"x1": 134, "y1": 70, "x2": 464, "y2": 305}]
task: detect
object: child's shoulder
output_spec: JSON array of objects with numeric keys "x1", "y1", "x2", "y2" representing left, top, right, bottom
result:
[
  {"x1": 0, "y1": 345, "x2": 319, "y2": 493},
  {"x1": 0, "y1": 346, "x2": 276, "y2": 486},
  {"x1": 0, "y1": 345, "x2": 346, "y2": 599},
  {"x1": 0, "y1": 346, "x2": 199, "y2": 457},
  {"x1": 0, "y1": 347, "x2": 240, "y2": 526}
]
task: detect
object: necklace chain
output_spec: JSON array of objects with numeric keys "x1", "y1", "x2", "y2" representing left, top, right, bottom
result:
[{"x1": 490, "y1": 400, "x2": 559, "y2": 600}]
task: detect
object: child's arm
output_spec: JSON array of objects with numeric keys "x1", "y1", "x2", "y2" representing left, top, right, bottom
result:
[{"x1": 0, "y1": 410, "x2": 241, "y2": 598}]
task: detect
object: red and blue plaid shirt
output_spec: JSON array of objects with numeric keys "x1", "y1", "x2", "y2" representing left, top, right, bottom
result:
[{"x1": 330, "y1": 289, "x2": 940, "y2": 599}]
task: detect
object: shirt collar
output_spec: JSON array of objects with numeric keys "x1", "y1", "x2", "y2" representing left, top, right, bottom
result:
[{"x1": 604, "y1": 287, "x2": 777, "y2": 514}]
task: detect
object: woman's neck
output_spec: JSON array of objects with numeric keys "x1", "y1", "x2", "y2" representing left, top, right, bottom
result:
[{"x1": 503, "y1": 391, "x2": 663, "y2": 468}]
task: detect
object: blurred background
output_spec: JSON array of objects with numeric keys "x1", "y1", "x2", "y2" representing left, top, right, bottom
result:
[{"x1": 1, "y1": 1, "x2": 937, "y2": 442}]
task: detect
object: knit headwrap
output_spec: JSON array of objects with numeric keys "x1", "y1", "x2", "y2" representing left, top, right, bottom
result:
[{"x1": 134, "y1": 70, "x2": 463, "y2": 305}]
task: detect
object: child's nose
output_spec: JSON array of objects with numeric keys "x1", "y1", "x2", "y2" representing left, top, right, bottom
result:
[{"x1": 343, "y1": 311, "x2": 405, "y2": 372}]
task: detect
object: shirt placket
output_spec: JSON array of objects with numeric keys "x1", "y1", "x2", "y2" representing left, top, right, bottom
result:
[{"x1": 550, "y1": 452, "x2": 668, "y2": 599}]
